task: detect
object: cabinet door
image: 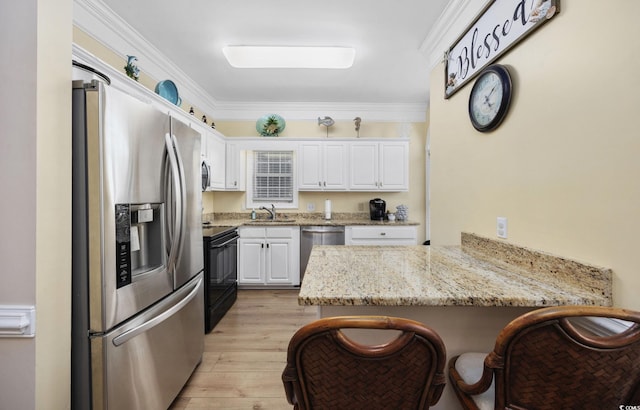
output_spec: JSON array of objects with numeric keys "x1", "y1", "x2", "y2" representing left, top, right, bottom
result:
[
  {"x1": 348, "y1": 142, "x2": 379, "y2": 190},
  {"x1": 379, "y1": 142, "x2": 408, "y2": 191},
  {"x1": 225, "y1": 143, "x2": 245, "y2": 191},
  {"x1": 206, "y1": 133, "x2": 226, "y2": 189},
  {"x1": 237, "y1": 239, "x2": 264, "y2": 284},
  {"x1": 298, "y1": 143, "x2": 323, "y2": 190},
  {"x1": 265, "y1": 227, "x2": 299, "y2": 285},
  {"x1": 265, "y1": 239, "x2": 292, "y2": 284},
  {"x1": 323, "y1": 142, "x2": 348, "y2": 190}
]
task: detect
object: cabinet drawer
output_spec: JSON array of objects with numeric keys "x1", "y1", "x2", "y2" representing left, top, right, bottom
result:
[
  {"x1": 239, "y1": 227, "x2": 266, "y2": 238},
  {"x1": 239, "y1": 226, "x2": 297, "y2": 239},
  {"x1": 348, "y1": 226, "x2": 416, "y2": 239},
  {"x1": 345, "y1": 225, "x2": 417, "y2": 245},
  {"x1": 266, "y1": 227, "x2": 297, "y2": 239}
]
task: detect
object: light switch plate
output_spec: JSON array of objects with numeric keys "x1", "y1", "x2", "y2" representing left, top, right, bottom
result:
[
  {"x1": 497, "y1": 217, "x2": 508, "y2": 238},
  {"x1": 306, "y1": 203, "x2": 315, "y2": 211}
]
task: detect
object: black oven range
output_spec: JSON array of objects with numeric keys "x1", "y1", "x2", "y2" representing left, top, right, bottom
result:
[{"x1": 203, "y1": 225, "x2": 239, "y2": 333}]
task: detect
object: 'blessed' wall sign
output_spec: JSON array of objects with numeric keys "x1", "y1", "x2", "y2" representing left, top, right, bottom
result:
[{"x1": 444, "y1": 0, "x2": 560, "y2": 98}]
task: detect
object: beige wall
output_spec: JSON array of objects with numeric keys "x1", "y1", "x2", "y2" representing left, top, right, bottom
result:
[
  {"x1": 1, "y1": 1, "x2": 72, "y2": 409},
  {"x1": 429, "y1": 1, "x2": 640, "y2": 309},
  {"x1": 208, "y1": 120, "x2": 429, "y2": 243}
]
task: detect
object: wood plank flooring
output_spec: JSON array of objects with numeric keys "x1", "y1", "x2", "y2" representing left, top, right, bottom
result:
[{"x1": 169, "y1": 289, "x2": 317, "y2": 410}]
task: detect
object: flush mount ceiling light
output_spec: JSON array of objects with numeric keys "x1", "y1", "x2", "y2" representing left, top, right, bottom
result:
[{"x1": 222, "y1": 46, "x2": 356, "y2": 69}]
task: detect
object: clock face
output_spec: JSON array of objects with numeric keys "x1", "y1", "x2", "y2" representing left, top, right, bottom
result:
[{"x1": 468, "y1": 65, "x2": 512, "y2": 132}]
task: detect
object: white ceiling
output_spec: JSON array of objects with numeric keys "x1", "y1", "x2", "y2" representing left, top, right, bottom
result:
[{"x1": 98, "y1": 0, "x2": 451, "y2": 107}]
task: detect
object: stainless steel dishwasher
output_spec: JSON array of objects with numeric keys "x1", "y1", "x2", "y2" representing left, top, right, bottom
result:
[{"x1": 300, "y1": 226, "x2": 345, "y2": 282}]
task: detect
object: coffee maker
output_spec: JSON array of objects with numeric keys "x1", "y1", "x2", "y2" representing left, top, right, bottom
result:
[{"x1": 369, "y1": 198, "x2": 386, "y2": 220}]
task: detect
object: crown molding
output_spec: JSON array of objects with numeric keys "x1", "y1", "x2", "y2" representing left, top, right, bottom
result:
[
  {"x1": 73, "y1": 0, "x2": 218, "y2": 114},
  {"x1": 420, "y1": 0, "x2": 490, "y2": 70},
  {"x1": 73, "y1": 0, "x2": 428, "y2": 122}
]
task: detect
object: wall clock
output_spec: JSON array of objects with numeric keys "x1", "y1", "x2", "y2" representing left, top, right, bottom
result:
[{"x1": 468, "y1": 64, "x2": 512, "y2": 132}]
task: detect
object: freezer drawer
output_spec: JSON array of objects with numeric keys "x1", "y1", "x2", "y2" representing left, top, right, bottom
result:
[{"x1": 90, "y1": 273, "x2": 204, "y2": 410}]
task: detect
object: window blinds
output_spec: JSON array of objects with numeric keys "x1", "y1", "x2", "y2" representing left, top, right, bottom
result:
[{"x1": 253, "y1": 151, "x2": 294, "y2": 202}]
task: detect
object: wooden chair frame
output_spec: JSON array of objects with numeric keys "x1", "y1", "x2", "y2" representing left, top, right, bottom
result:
[
  {"x1": 283, "y1": 315, "x2": 446, "y2": 409},
  {"x1": 449, "y1": 306, "x2": 640, "y2": 410}
]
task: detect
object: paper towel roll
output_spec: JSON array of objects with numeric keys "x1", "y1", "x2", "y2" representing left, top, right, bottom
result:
[{"x1": 324, "y1": 199, "x2": 332, "y2": 220}]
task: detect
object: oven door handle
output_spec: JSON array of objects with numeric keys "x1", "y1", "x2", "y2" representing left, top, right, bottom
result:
[{"x1": 210, "y1": 236, "x2": 239, "y2": 249}]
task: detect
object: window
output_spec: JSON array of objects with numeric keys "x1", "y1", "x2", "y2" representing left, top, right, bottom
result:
[{"x1": 246, "y1": 150, "x2": 298, "y2": 209}]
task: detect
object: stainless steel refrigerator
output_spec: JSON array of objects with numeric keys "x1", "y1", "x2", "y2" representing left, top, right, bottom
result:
[{"x1": 71, "y1": 63, "x2": 204, "y2": 410}]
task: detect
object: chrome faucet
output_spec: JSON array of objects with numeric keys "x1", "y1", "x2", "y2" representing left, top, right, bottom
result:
[{"x1": 259, "y1": 204, "x2": 276, "y2": 220}]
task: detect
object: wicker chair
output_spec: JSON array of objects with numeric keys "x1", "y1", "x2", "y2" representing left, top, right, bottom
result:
[
  {"x1": 448, "y1": 306, "x2": 640, "y2": 410},
  {"x1": 282, "y1": 316, "x2": 447, "y2": 409}
]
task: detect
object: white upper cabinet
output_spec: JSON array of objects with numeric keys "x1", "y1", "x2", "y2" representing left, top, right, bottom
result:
[
  {"x1": 225, "y1": 142, "x2": 246, "y2": 191},
  {"x1": 298, "y1": 142, "x2": 348, "y2": 191},
  {"x1": 202, "y1": 130, "x2": 226, "y2": 190},
  {"x1": 349, "y1": 141, "x2": 408, "y2": 191}
]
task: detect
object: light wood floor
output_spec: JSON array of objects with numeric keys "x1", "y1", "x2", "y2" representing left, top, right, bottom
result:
[{"x1": 169, "y1": 289, "x2": 317, "y2": 410}]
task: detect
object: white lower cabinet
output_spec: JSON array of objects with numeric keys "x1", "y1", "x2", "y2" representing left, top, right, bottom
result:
[
  {"x1": 345, "y1": 225, "x2": 417, "y2": 245},
  {"x1": 238, "y1": 226, "x2": 300, "y2": 286}
]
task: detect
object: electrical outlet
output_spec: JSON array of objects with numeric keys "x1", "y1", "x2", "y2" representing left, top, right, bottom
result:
[
  {"x1": 306, "y1": 203, "x2": 315, "y2": 212},
  {"x1": 497, "y1": 217, "x2": 508, "y2": 239}
]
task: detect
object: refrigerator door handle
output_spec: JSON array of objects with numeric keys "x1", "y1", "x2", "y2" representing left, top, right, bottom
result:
[
  {"x1": 171, "y1": 133, "x2": 188, "y2": 264},
  {"x1": 163, "y1": 132, "x2": 182, "y2": 273},
  {"x1": 112, "y1": 276, "x2": 202, "y2": 347}
]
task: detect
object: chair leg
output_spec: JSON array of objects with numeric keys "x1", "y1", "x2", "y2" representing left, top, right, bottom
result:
[{"x1": 448, "y1": 356, "x2": 482, "y2": 410}]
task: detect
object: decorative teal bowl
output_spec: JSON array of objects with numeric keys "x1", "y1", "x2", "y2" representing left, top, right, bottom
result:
[
  {"x1": 256, "y1": 114, "x2": 286, "y2": 137},
  {"x1": 155, "y1": 80, "x2": 180, "y2": 105}
]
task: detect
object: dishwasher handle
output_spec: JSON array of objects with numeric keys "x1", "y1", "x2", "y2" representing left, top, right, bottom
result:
[{"x1": 301, "y1": 228, "x2": 345, "y2": 234}]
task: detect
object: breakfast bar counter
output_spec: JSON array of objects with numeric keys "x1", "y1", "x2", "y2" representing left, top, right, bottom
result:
[
  {"x1": 298, "y1": 233, "x2": 612, "y2": 409},
  {"x1": 299, "y1": 234, "x2": 611, "y2": 307}
]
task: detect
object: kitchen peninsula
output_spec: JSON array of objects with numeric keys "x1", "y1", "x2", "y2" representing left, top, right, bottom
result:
[{"x1": 298, "y1": 232, "x2": 612, "y2": 409}]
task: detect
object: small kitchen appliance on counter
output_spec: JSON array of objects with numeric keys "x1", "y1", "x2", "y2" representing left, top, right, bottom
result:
[{"x1": 369, "y1": 198, "x2": 386, "y2": 220}]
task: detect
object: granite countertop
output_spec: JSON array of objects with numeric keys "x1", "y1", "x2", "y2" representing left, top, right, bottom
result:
[
  {"x1": 298, "y1": 233, "x2": 612, "y2": 307},
  {"x1": 202, "y1": 212, "x2": 419, "y2": 228}
]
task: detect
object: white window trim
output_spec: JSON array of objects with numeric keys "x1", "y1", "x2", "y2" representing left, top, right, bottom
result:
[{"x1": 245, "y1": 150, "x2": 299, "y2": 210}]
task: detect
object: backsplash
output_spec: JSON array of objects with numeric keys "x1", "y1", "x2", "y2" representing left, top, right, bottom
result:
[
  {"x1": 202, "y1": 212, "x2": 370, "y2": 223},
  {"x1": 461, "y1": 232, "x2": 612, "y2": 303}
]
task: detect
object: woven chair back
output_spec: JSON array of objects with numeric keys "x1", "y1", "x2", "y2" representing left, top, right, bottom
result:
[
  {"x1": 494, "y1": 307, "x2": 640, "y2": 409},
  {"x1": 282, "y1": 316, "x2": 446, "y2": 410}
]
